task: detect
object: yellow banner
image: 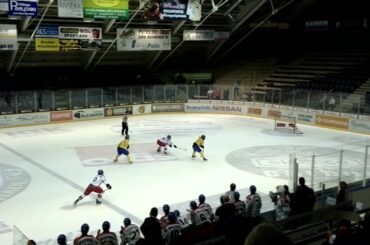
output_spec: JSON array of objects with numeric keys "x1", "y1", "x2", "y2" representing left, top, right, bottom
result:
[{"x1": 35, "y1": 38, "x2": 60, "y2": 51}]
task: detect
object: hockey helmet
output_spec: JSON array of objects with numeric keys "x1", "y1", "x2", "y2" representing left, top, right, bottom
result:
[
  {"x1": 98, "y1": 169, "x2": 104, "y2": 175},
  {"x1": 102, "y1": 221, "x2": 110, "y2": 232},
  {"x1": 163, "y1": 204, "x2": 170, "y2": 214},
  {"x1": 190, "y1": 200, "x2": 197, "y2": 210},
  {"x1": 124, "y1": 217, "x2": 131, "y2": 226},
  {"x1": 168, "y1": 212, "x2": 177, "y2": 223},
  {"x1": 57, "y1": 234, "x2": 66, "y2": 245},
  {"x1": 167, "y1": 135, "x2": 171, "y2": 140},
  {"x1": 125, "y1": 135, "x2": 130, "y2": 140},
  {"x1": 200, "y1": 135, "x2": 206, "y2": 140},
  {"x1": 198, "y1": 194, "x2": 206, "y2": 204},
  {"x1": 233, "y1": 191, "x2": 240, "y2": 201},
  {"x1": 81, "y1": 223, "x2": 89, "y2": 234}
]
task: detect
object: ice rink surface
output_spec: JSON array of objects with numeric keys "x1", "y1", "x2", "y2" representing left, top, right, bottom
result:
[{"x1": 0, "y1": 113, "x2": 369, "y2": 244}]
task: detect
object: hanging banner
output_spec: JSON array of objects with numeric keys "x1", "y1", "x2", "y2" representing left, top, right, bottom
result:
[
  {"x1": 35, "y1": 38, "x2": 60, "y2": 51},
  {"x1": 117, "y1": 28, "x2": 171, "y2": 51},
  {"x1": 0, "y1": 24, "x2": 17, "y2": 50},
  {"x1": 8, "y1": 0, "x2": 37, "y2": 17},
  {"x1": 83, "y1": 0, "x2": 129, "y2": 20},
  {"x1": 58, "y1": 0, "x2": 83, "y2": 18},
  {"x1": 0, "y1": 0, "x2": 8, "y2": 11},
  {"x1": 35, "y1": 25, "x2": 59, "y2": 51},
  {"x1": 183, "y1": 30, "x2": 215, "y2": 41},
  {"x1": 59, "y1": 26, "x2": 102, "y2": 50},
  {"x1": 36, "y1": 25, "x2": 59, "y2": 37},
  {"x1": 186, "y1": 0, "x2": 201, "y2": 21},
  {"x1": 160, "y1": 0, "x2": 188, "y2": 20}
]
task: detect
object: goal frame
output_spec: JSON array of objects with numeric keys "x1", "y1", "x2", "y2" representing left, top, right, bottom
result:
[{"x1": 274, "y1": 114, "x2": 298, "y2": 134}]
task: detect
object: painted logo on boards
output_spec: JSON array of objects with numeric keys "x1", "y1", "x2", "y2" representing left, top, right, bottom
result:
[
  {"x1": 226, "y1": 145, "x2": 369, "y2": 180},
  {"x1": 0, "y1": 163, "x2": 31, "y2": 203}
]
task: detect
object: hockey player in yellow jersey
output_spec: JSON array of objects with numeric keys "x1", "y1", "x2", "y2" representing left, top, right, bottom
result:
[
  {"x1": 113, "y1": 135, "x2": 133, "y2": 164},
  {"x1": 192, "y1": 135, "x2": 207, "y2": 161}
]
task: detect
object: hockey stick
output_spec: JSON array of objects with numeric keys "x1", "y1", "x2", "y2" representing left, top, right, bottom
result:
[{"x1": 176, "y1": 146, "x2": 187, "y2": 151}]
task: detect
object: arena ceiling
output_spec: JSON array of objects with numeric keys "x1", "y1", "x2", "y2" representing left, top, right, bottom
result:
[{"x1": 0, "y1": 0, "x2": 319, "y2": 74}]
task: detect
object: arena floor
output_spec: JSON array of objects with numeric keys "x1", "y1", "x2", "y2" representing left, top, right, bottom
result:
[{"x1": 0, "y1": 113, "x2": 369, "y2": 244}]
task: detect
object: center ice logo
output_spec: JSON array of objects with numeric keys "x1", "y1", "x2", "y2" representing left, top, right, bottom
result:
[
  {"x1": 0, "y1": 163, "x2": 31, "y2": 203},
  {"x1": 226, "y1": 145, "x2": 368, "y2": 181}
]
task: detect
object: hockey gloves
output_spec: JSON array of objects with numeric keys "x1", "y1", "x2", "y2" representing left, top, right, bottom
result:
[
  {"x1": 106, "y1": 183, "x2": 112, "y2": 189},
  {"x1": 174, "y1": 145, "x2": 177, "y2": 148}
]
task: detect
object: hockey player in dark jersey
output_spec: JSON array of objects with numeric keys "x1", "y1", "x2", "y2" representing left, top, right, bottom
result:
[
  {"x1": 96, "y1": 221, "x2": 118, "y2": 245},
  {"x1": 73, "y1": 223, "x2": 98, "y2": 245}
]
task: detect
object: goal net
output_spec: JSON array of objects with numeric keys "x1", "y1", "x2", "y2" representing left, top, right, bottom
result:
[{"x1": 274, "y1": 115, "x2": 302, "y2": 134}]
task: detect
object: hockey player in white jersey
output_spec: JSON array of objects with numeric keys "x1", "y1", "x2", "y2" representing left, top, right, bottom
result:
[
  {"x1": 73, "y1": 169, "x2": 112, "y2": 206},
  {"x1": 120, "y1": 218, "x2": 141, "y2": 245},
  {"x1": 188, "y1": 201, "x2": 212, "y2": 226},
  {"x1": 162, "y1": 212, "x2": 182, "y2": 245},
  {"x1": 156, "y1": 135, "x2": 177, "y2": 154}
]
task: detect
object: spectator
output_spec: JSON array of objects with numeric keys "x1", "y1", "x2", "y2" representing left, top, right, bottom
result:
[
  {"x1": 140, "y1": 207, "x2": 164, "y2": 245},
  {"x1": 244, "y1": 223, "x2": 293, "y2": 245},
  {"x1": 96, "y1": 221, "x2": 117, "y2": 245},
  {"x1": 292, "y1": 177, "x2": 315, "y2": 216},
  {"x1": 207, "y1": 86, "x2": 214, "y2": 99},
  {"x1": 121, "y1": 217, "x2": 141, "y2": 245},
  {"x1": 328, "y1": 96, "x2": 336, "y2": 111},
  {"x1": 234, "y1": 80, "x2": 240, "y2": 98},
  {"x1": 246, "y1": 185, "x2": 262, "y2": 226},
  {"x1": 336, "y1": 181, "x2": 351, "y2": 210},
  {"x1": 73, "y1": 223, "x2": 98, "y2": 245},
  {"x1": 225, "y1": 183, "x2": 237, "y2": 203},
  {"x1": 57, "y1": 234, "x2": 67, "y2": 245},
  {"x1": 223, "y1": 88, "x2": 229, "y2": 100},
  {"x1": 355, "y1": 211, "x2": 370, "y2": 245}
]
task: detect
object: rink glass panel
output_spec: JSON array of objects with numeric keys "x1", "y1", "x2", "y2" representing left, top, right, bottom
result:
[
  {"x1": 0, "y1": 84, "x2": 367, "y2": 116},
  {"x1": 71, "y1": 90, "x2": 86, "y2": 109}
]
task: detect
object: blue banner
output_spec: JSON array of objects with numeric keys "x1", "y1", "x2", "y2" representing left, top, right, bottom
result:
[
  {"x1": 160, "y1": 0, "x2": 188, "y2": 20},
  {"x1": 8, "y1": 0, "x2": 37, "y2": 17},
  {"x1": 35, "y1": 25, "x2": 59, "y2": 37}
]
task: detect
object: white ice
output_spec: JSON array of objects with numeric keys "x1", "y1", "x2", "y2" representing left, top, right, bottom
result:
[{"x1": 0, "y1": 113, "x2": 368, "y2": 244}]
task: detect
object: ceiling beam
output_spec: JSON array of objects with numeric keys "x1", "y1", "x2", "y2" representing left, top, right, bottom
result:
[
  {"x1": 7, "y1": 48, "x2": 18, "y2": 73},
  {"x1": 84, "y1": 50, "x2": 98, "y2": 71},
  {"x1": 21, "y1": 16, "x2": 31, "y2": 31},
  {"x1": 104, "y1": 19, "x2": 116, "y2": 33},
  {"x1": 206, "y1": 0, "x2": 267, "y2": 61}
]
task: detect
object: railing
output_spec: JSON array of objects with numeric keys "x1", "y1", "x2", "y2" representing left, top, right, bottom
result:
[{"x1": 0, "y1": 84, "x2": 369, "y2": 117}]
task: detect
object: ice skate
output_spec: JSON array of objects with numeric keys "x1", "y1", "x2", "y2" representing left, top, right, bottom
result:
[
  {"x1": 96, "y1": 199, "x2": 102, "y2": 205},
  {"x1": 203, "y1": 157, "x2": 208, "y2": 161},
  {"x1": 157, "y1": 148, "x2": 161, "y2": 152},
  {"x1": 73, "y1": 196, "x2": 82, "y2": 206}
]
